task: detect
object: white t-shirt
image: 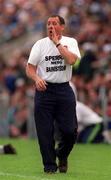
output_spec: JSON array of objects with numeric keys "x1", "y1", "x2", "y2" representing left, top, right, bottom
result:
[
  {"x1": 28, "y1": 36, "x2": 81, "y2": 83},
  {"x1": 76, "y1": 101, "x2": 103, "y2": 126}
]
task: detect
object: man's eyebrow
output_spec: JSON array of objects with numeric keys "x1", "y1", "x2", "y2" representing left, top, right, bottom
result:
[
  {"x1": 53, "y1": 20, "x2": 59, "y2": 23},
  {"x1": 48, "y1": 21, "x2": 59, "y2": 24}
]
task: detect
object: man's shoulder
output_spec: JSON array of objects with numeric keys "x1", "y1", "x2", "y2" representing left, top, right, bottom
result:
[
  {"x1": 62, "y1": 36, "x2": 77, "y2": 43},
  {"x1": 37, "y1": 37, "x2": 49, "y2": 43},
  {"x1": 33, "y1": 37, "x2": 48, "y2": 47}
]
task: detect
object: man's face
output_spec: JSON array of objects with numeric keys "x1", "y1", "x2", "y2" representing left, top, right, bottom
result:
[{"x1": 47, "y1": 17, "x2": 64, "y2": 38}]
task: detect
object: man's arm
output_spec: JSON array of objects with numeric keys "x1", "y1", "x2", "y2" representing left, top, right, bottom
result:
[
  {"x1": 51, "y1": 26, "x2": 79, "y2": 65},
  {"x1": 26, "y1": 63, "x2": 37, "y2": 82},
  {"x1": 56, "y1": 44, "x2": 78, "y2": 65},
  {"x1": 26, "y1": 63, "x2": 47, "y2": 91}
]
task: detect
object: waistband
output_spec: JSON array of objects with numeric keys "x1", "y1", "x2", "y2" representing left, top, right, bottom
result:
[{"x1": 46, "y1": 81, "x2": 69, "y2": 86}]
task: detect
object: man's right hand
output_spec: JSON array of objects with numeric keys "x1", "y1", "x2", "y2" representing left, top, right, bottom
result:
[
  {"x1": 35, "y1": 76, "x2": 47, "y2": 91},
  {"x1": 26, "y1": 64, "x2": 47, "y2": 91}
]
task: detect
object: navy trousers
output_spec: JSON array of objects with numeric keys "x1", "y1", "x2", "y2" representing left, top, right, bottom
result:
[{"x1": 34, "y1": 82, "x2": 78, "y2": 171}]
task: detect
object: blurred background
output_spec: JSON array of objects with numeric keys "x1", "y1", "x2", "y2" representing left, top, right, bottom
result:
[{"x1": 0, "y1": 0, "x2": 111, "y2": 143}]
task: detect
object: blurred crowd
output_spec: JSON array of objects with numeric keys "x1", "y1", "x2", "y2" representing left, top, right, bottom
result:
[{"x1": 0, "y1": 0, "x2": 111, "y2": 140}]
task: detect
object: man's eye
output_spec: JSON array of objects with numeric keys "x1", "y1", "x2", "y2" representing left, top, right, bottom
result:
[{"x1": 53, "y1": 22, "x2": 57, "y2": 25}]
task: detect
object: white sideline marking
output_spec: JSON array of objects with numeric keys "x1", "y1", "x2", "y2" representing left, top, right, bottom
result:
[{"x1": 0, "y1": 172, "x2": 52, "y2": 180}]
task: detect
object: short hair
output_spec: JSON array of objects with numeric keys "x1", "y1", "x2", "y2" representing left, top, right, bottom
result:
[{"x1": 48, "y1": 15, "x2": 65, "y2": 25}]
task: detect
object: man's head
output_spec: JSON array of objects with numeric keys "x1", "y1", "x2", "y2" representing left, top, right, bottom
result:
[
  {"x1": 49, "y1": 15, "x2": 65, "y2": 25},
  {"x1": 47, "y1": 15, "x2": 65, "y2": 39}
]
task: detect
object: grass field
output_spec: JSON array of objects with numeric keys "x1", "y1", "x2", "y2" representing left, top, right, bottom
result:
[{"x1": 0, "y1": 139, "x2": 111, "y2": 180}]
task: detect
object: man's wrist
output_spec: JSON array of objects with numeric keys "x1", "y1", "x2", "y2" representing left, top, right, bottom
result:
[{"x1": 56, "y1": 43, "x2": 61, "y2": 48}]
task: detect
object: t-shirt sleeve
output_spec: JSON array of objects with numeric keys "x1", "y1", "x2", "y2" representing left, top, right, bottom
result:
[
  {"x1": 69, "y1": 39, "x2": 81, "y2": 59},
  {"x1": 27, "y1": 41, "x2": 41, "y2": 66}
]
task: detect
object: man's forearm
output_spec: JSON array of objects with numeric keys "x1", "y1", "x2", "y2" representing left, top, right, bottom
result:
[
  {"x1": 56, "y1": 43, "x2": 78, "y2": 65},
  {"x1": 26, "y1": 63, "x2": 37, "y2": 82}
]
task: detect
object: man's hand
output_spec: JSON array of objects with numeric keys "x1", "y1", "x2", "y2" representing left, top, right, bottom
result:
[
  {"x1": 26, "y1": 64, "x2": 47, "y2": 91},
  {"x1": 35, "y1": 76, "x2": 47, "y2": 91},
  {"x1": 50, "y1": 26, "x2": 60, "y2": 45}
]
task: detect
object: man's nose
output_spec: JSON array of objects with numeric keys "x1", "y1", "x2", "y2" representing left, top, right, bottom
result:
[{"x1": 49, "y1": 26, "x2": 53, "y2": 29}]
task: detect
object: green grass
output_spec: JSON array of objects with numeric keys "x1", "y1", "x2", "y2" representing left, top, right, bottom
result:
[{"x1": 0, "y1": 139, "x2": 111, "y2": 180}]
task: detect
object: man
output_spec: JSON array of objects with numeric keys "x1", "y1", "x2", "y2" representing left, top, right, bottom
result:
[
  {"x1": 0, "y1": 144, "x2": 16, "y2": 154},
  {"x1": 26, "y1": 15, "x2": 81, "y2": 173}
]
